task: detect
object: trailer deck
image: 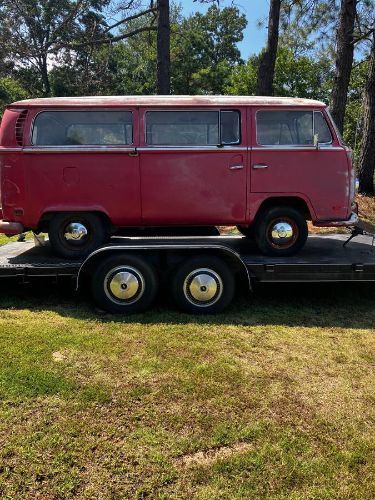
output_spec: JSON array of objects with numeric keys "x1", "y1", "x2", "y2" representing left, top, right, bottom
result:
[{"x1": 0, "y1": 233, "x2": 374, "y2": 282}]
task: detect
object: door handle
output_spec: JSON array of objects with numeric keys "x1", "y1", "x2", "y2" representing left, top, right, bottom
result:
[
  {"x1": 253, "y1": 164, "x2": 268, "y2": 169},
  {"x1": 128, "y1": 148, "x2": 138, "y2": 157},
  {"x1": 229, "y1": 165, "x2": 244, "y2": 170}
]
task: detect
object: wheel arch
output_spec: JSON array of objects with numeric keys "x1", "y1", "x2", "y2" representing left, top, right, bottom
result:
[
  {"x1": 37, "y1": 209, "x2": 113, "y2": 233},
  {"x1": 254, "y1": 196, "x2": 314, "y2": 222}
]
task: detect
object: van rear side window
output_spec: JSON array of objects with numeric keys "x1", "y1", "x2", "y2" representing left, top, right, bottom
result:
[
  {"x1": 145, "y1": 110, "x2": 240, "y2": 146},
  {"x1": 32, "y1": 111, "x2": 133, "y2": 146}
]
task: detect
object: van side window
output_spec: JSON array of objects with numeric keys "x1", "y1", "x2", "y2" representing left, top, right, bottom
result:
[
  {"x1": 314, "y1": 111, "x2": 332, "y2": 144},
  {"x1": 32, "y1": 111, "x2": 133, "y2": 146},
  {"x1": 257, "y1": 110, "x2": 314, "y2": 146},
  {"x1": 145, "y1": 110, "x2": 240, "y2": 146},
  {"x1": 221, "y1": 110, "x2": 240, "y2": 144}
]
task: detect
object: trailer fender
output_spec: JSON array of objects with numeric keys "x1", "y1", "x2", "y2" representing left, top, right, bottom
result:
[{"x1": 76, "y1": 243, "x2": 252, "y2": 292}]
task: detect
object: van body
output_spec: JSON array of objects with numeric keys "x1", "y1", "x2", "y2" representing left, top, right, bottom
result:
[{"x1": 0, "y1": 96, "x2": 357, "y2": 257}]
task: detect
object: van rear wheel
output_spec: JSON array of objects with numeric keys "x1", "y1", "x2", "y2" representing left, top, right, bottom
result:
[
  {"x1": 255, "y1": 206, "x2": 308, "y2": 256},
  {"x1": 171, "y1": 256, "x2": 235, "y2": 314},
  {"x1": 48, "y1": 212, "x2": 108, "y2": 259}
]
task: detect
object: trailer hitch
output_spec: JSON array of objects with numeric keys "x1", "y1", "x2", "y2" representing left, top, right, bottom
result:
[{"x1": 343, "y1": 225, "x2": 375, "y2": 250}]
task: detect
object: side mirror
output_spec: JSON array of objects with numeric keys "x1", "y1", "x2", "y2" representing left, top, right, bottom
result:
[{"x1": 313, "y1": 133, "x2": 320, "y2": 150}]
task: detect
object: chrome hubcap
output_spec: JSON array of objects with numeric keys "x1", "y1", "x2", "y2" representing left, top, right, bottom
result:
[
  {"x1": 183, "y1": 268, "x2": 223, "y2": 307},
  {"x1": 105, "y1": 266, "x2": 144, "y2": 304},
  {"x1": 64, "y1": 222, "x2": 88, "y2": 241},
  {"x1": 270, "y1": 221, "x2": 294, "y2": 243}
]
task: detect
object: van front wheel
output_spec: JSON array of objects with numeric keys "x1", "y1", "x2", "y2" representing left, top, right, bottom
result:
[
  {"x1": 48, "y1": 212, "x2": 108, "y2": 259},
  {"x1": 255, "y1": 206, "x2": 308, "y2": 256}
]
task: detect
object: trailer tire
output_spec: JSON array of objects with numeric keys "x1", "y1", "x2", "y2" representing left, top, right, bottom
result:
[
  {"x1": 171, "y1": 256, "x2": 235, "y2": 314},
  {"x1": 255, "y1": 206, "x2": 308, "y2": 256},
  {"x1": 49, "y1": 212, "x2": 108, "y2": 259},
  {"x1": 91, "y1": 254, "x2": 158, "y2": 314}
]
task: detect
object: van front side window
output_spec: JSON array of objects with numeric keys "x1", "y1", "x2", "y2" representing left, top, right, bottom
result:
[
  {"x1": 32, "y1": 111, "x2": 133, "y2": 146},
  {"x1": 257, "y1": 110, "x2": 315, "y2": 146},
  {"x1": 314, "y1": 111, "x2": 332, "y2": 144},
  {"x1": 145, "y1": 110, "x2": 240, "y2": 146}
]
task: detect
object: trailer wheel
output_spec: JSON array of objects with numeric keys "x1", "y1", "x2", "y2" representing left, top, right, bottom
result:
[
  {"x1": 255, "y1": 206, "x2": 308, "y2": 256},
  {"x1": 91, "y1": 254, "x2": 158, "y2": 314},
  {"x1": 171, "y1": 256, "x2": 235, "y2": 314},
  {"x1": 49, "y1": 212, "x2": 108, "y2": 259}
]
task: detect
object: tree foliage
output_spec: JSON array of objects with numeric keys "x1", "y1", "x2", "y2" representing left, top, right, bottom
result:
[
  {"x1": 227, "y1": 47, "x2": 332, "y2": 101},
  {"x1": 70, "y1": 4, "x2": 248, "y2": 96},
  {"x1": 172, "y1": 5, "x2": 247, "y2": 94},
  {"x1": 0, "y1": 0, "x2": 110, "y2": 95},
  {"x1": 0, "y1": 78, "x2": 29, "y2": 116}
]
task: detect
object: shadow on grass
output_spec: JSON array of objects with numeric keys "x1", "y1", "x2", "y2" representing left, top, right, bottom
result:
[{"x1": 0, "y1": 277, "x2": 373, "y2": 330}]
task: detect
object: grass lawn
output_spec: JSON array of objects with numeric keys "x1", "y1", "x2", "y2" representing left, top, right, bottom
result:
[
  {"x1": 0, "y1": 197, "x2": 374, "y2": 498},
  {"x1": 0, "y1": 278, "x2": 374, "y2": 498}
]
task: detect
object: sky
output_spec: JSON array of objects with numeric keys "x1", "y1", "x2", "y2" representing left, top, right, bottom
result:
[{"x1": 180, "y1": 0, "x2": 270, "y2": 59}]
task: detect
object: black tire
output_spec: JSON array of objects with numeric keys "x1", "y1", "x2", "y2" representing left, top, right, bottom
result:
[
  {"x1": 237, "y1": 225, "x2": 253, "y2": 238},
  {"x1": 171, "y1": 256, "x2": 235, "y2": 314},
  {"x1": 48, "y1": 212, "x2": 108, "y2": 259},
  {"x1": 254, "y1": 206, "x2": 308, "y2": 256},
  {"x1": 91, "y1": 254, "x2": 158, "y2": 314}
]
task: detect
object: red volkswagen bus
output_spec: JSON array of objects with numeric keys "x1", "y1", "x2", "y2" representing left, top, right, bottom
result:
[{"x1": 0, "y1": 96, "x2": 357, "y2": 258}]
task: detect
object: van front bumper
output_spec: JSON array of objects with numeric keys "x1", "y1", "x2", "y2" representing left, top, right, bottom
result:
[
  {"x1": 314, "y1": 212, "x2": 359, "y2": 228},
  {"x1": 0, "y1": 220, "x2": 24, "y2": 235}
]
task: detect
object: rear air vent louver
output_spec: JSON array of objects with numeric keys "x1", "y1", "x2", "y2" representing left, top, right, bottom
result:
[{"x1": 15, "y1": 110, "x2": 28, "y2": 146}]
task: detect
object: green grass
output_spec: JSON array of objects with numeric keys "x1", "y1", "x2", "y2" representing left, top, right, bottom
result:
[
  {"x1": 0, "y1": 234, "x2": 21, "y2": 246},
  {"x1": 0, "y1": 278, "x2": 374, "y2": 498},
  {"x1": 0, "y1": 232, "x2": 33, "y2": 246}
]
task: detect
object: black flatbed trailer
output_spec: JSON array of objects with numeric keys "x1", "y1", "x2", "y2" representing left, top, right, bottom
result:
[{"x1": 0, "y1": 233, "x2": 374, "y2": 313}]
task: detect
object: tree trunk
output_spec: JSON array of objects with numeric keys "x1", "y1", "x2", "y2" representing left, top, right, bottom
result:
[
  {"x1": 358, "y1": 32, "x2": 375, "y2": 195},
  {"x1": 256, "y1": 0, "x2": 281, "y2": 96},
  {"x1": 157, "y1": 0, "x2": 170, "y2": 94},
  {"x1": 40, "y1": 55, "x2": 51, "y2": 96},
  {"x1": 330, "y1": 0, "x2": 357, "y2": 134}
]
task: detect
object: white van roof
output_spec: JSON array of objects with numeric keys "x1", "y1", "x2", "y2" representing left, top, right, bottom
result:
[{"x1": 11, "y1": 95, "x2": 326, "y2": 108}]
